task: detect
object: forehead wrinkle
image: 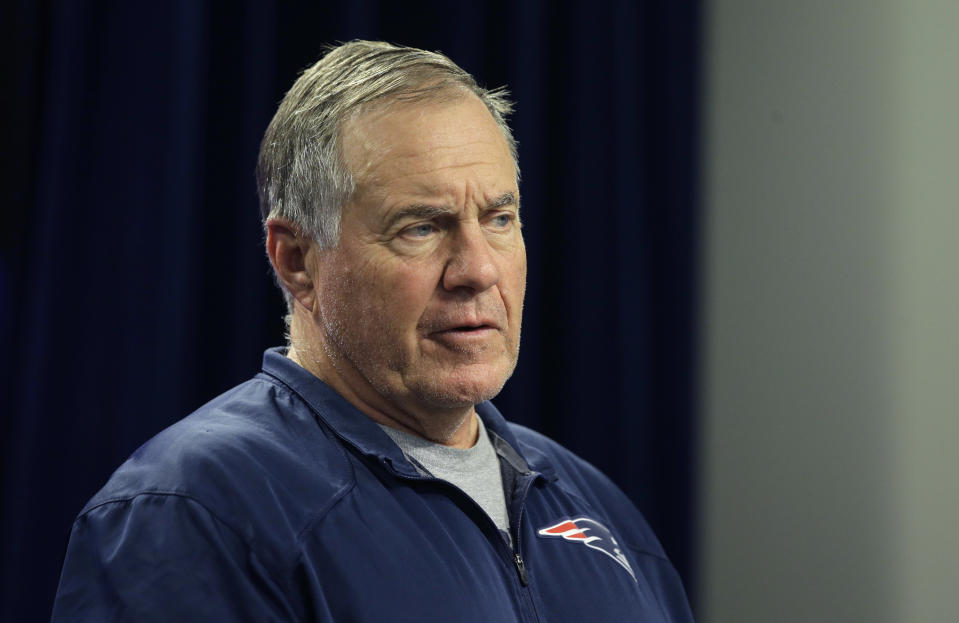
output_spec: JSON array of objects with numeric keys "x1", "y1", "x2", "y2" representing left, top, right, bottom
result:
[
  {"x1": 345, "y1": 118, "x2": 510, "y2": 186},
  {"x1": 350, "y1": 145, "x2": 512, "y2": 200},
  {"x1": 367, "y1": 135, "x2": 508, "y2": 172},
  {"x1": 357, "y1": 156, "x2": 515, "y2": 204}
]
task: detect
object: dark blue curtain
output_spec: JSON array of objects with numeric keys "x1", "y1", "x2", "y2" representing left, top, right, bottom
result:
[{"x1": 1, "y1": 1, "x2": 702, "y2": 619}]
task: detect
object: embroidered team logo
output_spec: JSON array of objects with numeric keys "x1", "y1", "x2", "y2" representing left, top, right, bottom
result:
[{"x1": 537, "y1": 517, "x2": 636, "y2": 581}]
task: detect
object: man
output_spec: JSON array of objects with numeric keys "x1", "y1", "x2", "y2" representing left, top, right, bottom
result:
[{"x1": 53, "y1": 41, "x2": 693, "y2": 621}]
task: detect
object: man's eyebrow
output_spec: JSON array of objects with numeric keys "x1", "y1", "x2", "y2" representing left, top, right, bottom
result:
[
  {"x1": 383, "y1": 192, "x2": 519, "y2": 230},
  {"x1": 487, "y1": 192, "x2": 518, "y2": 210},
  {"x1": 384, "y1": 204, "x2": 453, "y2": 230}
]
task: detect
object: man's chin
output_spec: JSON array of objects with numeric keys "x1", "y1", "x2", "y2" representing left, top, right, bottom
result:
[{"x1": 410, "y1": 364, "x2": 513, "y2": 409}]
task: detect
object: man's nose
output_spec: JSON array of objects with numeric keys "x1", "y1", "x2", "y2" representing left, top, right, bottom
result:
[{"x1": 441, "y1": 224, "x2": 500, "y2": 292}]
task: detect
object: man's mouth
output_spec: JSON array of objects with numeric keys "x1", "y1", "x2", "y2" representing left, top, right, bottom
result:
[
  {"x1": 424, "y1": 315, "x2": 501, "y2": 334},
  {"x1": 427, "y1": 322, "x2": 500, "y2": 348},
  {"x1": 445, "y1": 324, "x2": 493, "y2": 333}
]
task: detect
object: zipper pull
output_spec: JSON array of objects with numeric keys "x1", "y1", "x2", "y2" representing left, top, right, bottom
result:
[{"x1": 513, "y1": 553, "x2": 530, "y2": 586}]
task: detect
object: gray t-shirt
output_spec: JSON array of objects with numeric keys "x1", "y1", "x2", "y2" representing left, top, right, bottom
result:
[{"x1": 378, "y1": 416, "x2": 510, "y2": 535}]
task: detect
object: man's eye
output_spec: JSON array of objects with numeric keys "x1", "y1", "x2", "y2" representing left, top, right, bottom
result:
[
  {"x1": 489, "y1": 214, "x2": 512, "y2": 228},
  {"x1": 405, "y1": 223, "x2": 436, "y2": 238}
]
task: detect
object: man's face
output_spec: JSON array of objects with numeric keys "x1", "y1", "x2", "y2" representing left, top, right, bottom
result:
[{"x1": 310, "y1": 95, "x2": 526, "y2": 414}]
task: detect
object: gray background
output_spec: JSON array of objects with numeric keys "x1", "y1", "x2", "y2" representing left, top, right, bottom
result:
[{"x1": 699, "y1": 1, "x2": 959, "y2": 621}]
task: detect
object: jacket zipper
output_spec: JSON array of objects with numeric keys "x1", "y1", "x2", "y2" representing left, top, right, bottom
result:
[
  {"x1": 381, "y1": 458, "x2": 543, "y2": 623},
  {"x1": 508, "y1": 474, "x2": 541, "y2": 622},
  {"x1": 513, "y1": 553, "x2": 529, "y2": 586}
]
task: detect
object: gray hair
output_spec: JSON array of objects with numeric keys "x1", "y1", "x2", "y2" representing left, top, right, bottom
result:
[{"x1": 256, "y1": 40, "x2": 518, "y2": 251}]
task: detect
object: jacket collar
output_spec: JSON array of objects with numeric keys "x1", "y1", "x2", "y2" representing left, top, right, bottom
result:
[{"x1": 260, "y1": 347, "x2": 555, "y2": 479}]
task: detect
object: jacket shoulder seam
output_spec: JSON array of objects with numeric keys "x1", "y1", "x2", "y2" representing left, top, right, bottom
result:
[{"x1": 78, "y1": 490, "x2": 281, "y2": 568}]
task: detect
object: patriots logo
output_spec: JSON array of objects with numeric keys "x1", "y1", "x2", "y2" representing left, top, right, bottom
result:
[{"x1": 537, "y1": 517, "x2": 636, "y2": 581}]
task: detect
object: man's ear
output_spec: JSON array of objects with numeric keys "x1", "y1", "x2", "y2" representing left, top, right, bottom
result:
[{"x1": 266, "y1": 218, "x2": 317, "y2": 312}]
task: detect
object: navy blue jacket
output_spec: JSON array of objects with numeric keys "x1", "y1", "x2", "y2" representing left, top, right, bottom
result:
[{"x1": 52, "y1": 348, "x2": 693, "y2": 622}]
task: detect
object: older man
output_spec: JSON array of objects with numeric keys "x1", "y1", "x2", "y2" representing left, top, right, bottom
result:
[{"x1": 53, "y1": 41, "x2": 693, "y2": 621}]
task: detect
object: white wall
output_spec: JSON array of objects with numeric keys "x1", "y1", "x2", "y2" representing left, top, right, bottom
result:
[{"x1": 699, "y1": 2, "x2": 959, "y2": 621}]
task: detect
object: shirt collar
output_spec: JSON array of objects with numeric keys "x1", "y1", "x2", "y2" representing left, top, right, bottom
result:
[{"x1": 259, "y1": 347, "x2": 555, "y2": 479}]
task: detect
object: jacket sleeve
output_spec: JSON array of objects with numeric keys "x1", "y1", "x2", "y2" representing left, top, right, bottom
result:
[{"x1": 51, "y1": 492, "x2": 298, "y2": 622}]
